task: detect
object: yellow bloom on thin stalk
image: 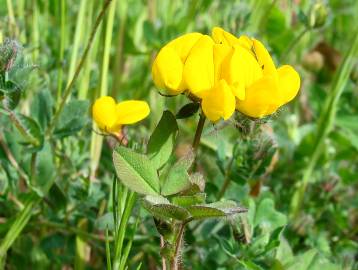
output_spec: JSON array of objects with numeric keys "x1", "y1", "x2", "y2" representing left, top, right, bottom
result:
[
  {"x1": 92, "y1": 96, "x2": 150, "y2": 134},
  {"x1": 152, "y1": 27, "x2": 300, "y2": 121}
]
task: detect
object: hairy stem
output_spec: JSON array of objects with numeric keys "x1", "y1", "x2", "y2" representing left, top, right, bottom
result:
[{"x1": 171, "y1": 223, "x2": 186, "y2": 270}]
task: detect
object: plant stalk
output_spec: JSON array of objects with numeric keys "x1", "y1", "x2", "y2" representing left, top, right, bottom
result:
[
  {"x1": 290, "y1": 29, "x2": 358, "y2": 218},
  {"x1": 170, "y1": 223, "x2": 186, "y2": 270},
  {"x1": 47, "y1": 0, "x2": 113, "y2": 136},
  {"x1": 192, "y1": 113, "x2": 206, "y2": 153}
]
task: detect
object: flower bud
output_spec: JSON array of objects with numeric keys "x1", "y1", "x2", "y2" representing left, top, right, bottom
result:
[
  {"x1": 309, "y1": 2, "x2": 328, "y2": 29},
  {"x1": 302, "y1": 51, "x2": 324, "y2": 72}
]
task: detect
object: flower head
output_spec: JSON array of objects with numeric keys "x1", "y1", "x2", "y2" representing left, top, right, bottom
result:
[
  {"x1": 152, "y1": 27, "x2": 300, "y2": 121},
  {"x1": 92, "y1": 96, "x2": 150, "y2": 133}
]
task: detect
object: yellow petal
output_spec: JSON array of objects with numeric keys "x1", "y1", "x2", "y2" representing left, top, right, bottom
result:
[
  {"x1": 115, "y1": 100, "x2": 150, "y2": 125},
  {"x1": 252, "y1": 39, "x2": 277, "y2": 77},
  {"x1": 152, "y1": 46, "x2": 184, "y2": 95},
  {"x1": 237, "y1": 35, "x2": 253, "y2": 52},
  {"x1": 167, "y1": 32, "x2": 203, "y2": 61},
  {"x1": 92, "y1": 96, "x2": 118, "y2": 132},
  {"x1": 200, "y1": 80, "x2": 236, "y2": 122},
  {"x1": 221, "y1": 45, "x2": 262, "y2": 100},
  {"x1": 236, "y1": 75, "x2": 280, "y2": 118},
  {"x1": 183, "y1": 35, "x2": 215, "y2": 95},
  {"x1": 212, "y1": 27, "x2": 240, "y2": 46},
  {"x1": 277, "y1": 65, "x2": 301, "y2": 105},
  {"x1": 213, "y1": 43, "x2": 232, "y2": 83}
]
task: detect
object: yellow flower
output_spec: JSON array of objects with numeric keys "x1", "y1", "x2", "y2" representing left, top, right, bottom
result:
[
  {"x1": 92, "y1": 96, "x2": 150, "y2": 133},
  {"x1": 212, "y1": 27, "x2": 301, "y2": 118},
  {"x1": 152, "y1": 33, "x2": 235, "y2": 122},
  {"x1": 152, "y1": 27, "x2": 300, "y2": 121}
]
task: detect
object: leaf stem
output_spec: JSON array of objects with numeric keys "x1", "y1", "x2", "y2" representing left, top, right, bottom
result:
[{"x1": 192, "y1": 113, "x2": 206, "y2": 153}]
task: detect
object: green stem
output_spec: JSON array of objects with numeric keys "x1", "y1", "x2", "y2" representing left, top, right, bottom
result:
[
  {"x1": 113, "y1": 189, "x2": 136, "y2": 270},
  {"x1": 110, "y1": 0, "x2": 127, "y2": 97},
  {"x1": 47, "y1": 0, "x2": 113, "y2": 136},
  {"x1": 78, "y1": 0, "x2": 95, "y2": 100},
  {"x1": 0, "y1": 193, "x2": 40, "y2": 265},
  {"x1": 217, "y1": 157, "x2": 235, "y2": 200},
  {"x1": 56, "y1": 0, "x2": 66, "y2": 103},
  {"x1": 280, "y1": 28, "x2": 308, "y2": 63},
  {"x1": 192, "y1": 113, "x2": 206, "y2": 153},
  {"x1": 67, "y1": 0, "x2": 87, "y2": 87},
  {"x1": 171, "y1": 223, "x2": 186, "y2": 270},
  {"x1": 31, "y1": 0, "x2": 39, "y2": 60},
  {"x1": 6, "y1": 0, "x2": 18, "y2": 36},
  {"x1": 89, "y1": 0, "x2": 117, "y2": 181},
  {"x1": 37, "y1": 220, "x2": 113, "y2": 242},
  {"x1": 290, "y1": 29, "x2": 358, "y2": 219}
]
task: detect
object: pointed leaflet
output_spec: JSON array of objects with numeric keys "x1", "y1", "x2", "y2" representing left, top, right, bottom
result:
[
  {"x1": 142, "y1": 195, "x2": 190, "y2": 221},
  {"x1": 187, "y1": 201, "x2": 247, "y2": 219},
  {"x1": 147, "y1": 110, "x2": 178, "y2": 169},
  {"x1": 113, "y1": 146, "x2": 160, "y2": 195},
  {"x1": 160, "y1": 149, "x2": 194, "y2": 196}
]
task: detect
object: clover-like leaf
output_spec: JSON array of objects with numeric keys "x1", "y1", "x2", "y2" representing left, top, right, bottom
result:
[
  {"x1": 187, "y1": 201, "x2": 247, "y2": 219},
  {"x1": 113, "y1": 146, "x2": 160, "y2": 195},
  {"x1": 147, "y1": 110, "x2": 178, "y2": 169},
  {"x1": 142, "y1": 195, "x2": 190, "y2": 221},
  {"x1": 15, "y1": 113, "x2": 44, "y2": 151},
  {"x1": 160, "y1": 149, "x2": 194, "y2": 196}
]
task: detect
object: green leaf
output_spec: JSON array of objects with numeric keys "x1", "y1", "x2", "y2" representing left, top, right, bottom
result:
[
  {"x1": 287, "y1": 249, "x2": 317, "y2": 270},
  {"x1": 147, "y1": 110, "x2": 178, "y2": 169},
  {"x1": 172, "y1": 193, "x2": 206, "y2": 207},
  {"x1": 30, "y1": 89, "x2": 53, "y2": 130},
  {"x1": 95, "y1": 213, "x2": 115, "y2": 231},
  {"x1": 254, "y1": 198, "x2": 287, "y2": 233},
  {"x1": 336, "y1": 115, "x2": 358, "y2": 151},
  {"x1": 53, "y1": 100, "x2": 89, "y2": 138},
  {"x1": 264, "y1": 226, "x2": 285, "y2": 254},
  {"x1": 160, "y1": 149, "x2": 194, "y2": 196},
  {"x1": 1, "y1": 81, "x2": 21, "y2": 110},
  {"x1": 183, "y1": 172, "x2": 205, "y2": 195},
  {"x1": 176, "y1": 102, "x2": 200, "y2": 119},
  {"x1": 187, "y1": 201, "x2": 247, "y2": 219},
  {"x1": 15, "y1": 113, "x2": 44, "y2": 151},
  {"x1": 142, "y1": 195, "x2": 190, "y2": 221},
  {"x1": 31, "y1": 142, "x2": 55, "y2": 196},
  {"x1": 113, "y1": 146, "x2": 160, "y2": 195}
]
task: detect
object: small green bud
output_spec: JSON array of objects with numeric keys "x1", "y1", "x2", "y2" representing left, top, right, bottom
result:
[{"x1": 309, "y1": 2, "x2": 328, "y2": 29}]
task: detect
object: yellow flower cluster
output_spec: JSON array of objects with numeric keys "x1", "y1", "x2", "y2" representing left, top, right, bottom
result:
[
  {"x1": 92, "y1": 96, "x2": 150, "y2": 133},
  {"x1": 152, "y1": 27, "x2": 300, "y2": 121}
]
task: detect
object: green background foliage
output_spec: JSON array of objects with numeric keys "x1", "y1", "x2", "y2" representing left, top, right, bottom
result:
[{"x1": 0, "y1": 0, "x2": 357, "y2": 269}]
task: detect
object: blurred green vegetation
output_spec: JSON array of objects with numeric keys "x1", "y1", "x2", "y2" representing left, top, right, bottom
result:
[{"x1": 0, "y1": 0, "x2": 357, "y2": 269}]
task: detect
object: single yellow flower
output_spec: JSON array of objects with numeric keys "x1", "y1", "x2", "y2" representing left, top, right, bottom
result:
[
  {"x1": 213, "y1": 27, "x2": 300, "y2": 118},
  {"x1": 152, "y1": 27, "x2": 300, "y2": 121},
  {"x1": 92, "y1": 96, "x2": 150, "y2": 133}
]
